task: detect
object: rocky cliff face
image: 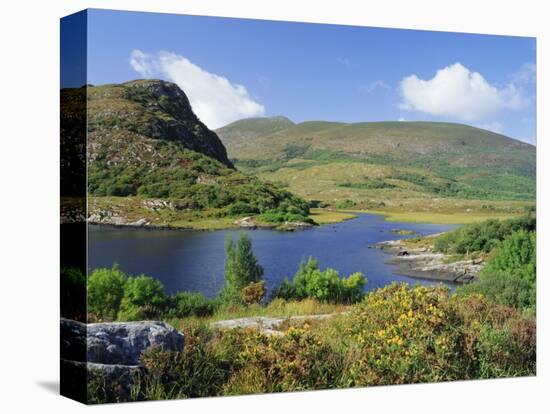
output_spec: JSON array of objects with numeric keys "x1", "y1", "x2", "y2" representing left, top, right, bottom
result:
[{"x1": 87, "y1": 79, "x2": 232, "y2": 167}]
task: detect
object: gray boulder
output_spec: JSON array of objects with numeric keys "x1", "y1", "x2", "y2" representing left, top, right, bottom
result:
[
  {"x1": 61, "y1": 318, "x2": 184, "y2": 365},
  {"x1": 87, "y1": 320, "x2": 184, "y2": 365}
]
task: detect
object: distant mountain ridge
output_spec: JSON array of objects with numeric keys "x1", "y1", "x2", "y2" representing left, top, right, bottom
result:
[
  {"x1": 217, "y1": 117, "x2": 534, "y2": 175},
  {"x1": 216, "y1": 117, "x2": 536, "y2": 203}
]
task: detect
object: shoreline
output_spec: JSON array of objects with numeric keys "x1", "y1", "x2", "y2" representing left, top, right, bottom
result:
[{"x1": 375, "y1": 237, "x2": 483, "y2": 284}]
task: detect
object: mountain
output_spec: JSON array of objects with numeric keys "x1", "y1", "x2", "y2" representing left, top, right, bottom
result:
[
  {"x1": 216, "y1": 116, "x2": 295, "y2": 157},
  {"x1": 88, "y1": 79, "x2": 232, "y2": 167},
  {"x1": 216, "y1": 119, "x2": 536, "y2": 206},
  {"x1": 62, "y1": 80, "x2": 310, "y2": 228}
]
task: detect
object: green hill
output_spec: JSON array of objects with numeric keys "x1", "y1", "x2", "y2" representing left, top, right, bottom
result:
[
  {"x1": 63, "y1": 80, "x2": 311, "y2": 228},
  {"x1": 215, "y1": 118, "x2": 536, "y2": 221}
]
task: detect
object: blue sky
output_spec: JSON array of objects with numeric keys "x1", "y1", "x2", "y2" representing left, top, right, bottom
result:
[{"x1": 79, "y1": 9, "x2": 536, "y2": 143}]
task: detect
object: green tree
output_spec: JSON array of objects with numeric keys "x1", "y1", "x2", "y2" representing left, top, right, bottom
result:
[
  {"x1": 87, "y1": 265, "x2": 127, "y2": 321},
  {"x1": 118, "y1": 275, "x2": 166, "y2": 320},
  {"x1": 221, "y1": 232, "x2": 264, "y2": 304}
]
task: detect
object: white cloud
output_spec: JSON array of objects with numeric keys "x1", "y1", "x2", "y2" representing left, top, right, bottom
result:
[
  {"x1": 398, "y1": 117, "x2": 406, "y2": 122},
  {"x1": 130, "y1": 50, "x2": 265, "y2": 129},
  {"x1": 399, "y1": 63, "x2": 528, "y2": 121}
]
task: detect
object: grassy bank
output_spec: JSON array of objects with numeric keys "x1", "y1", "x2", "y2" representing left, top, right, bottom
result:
[{"x1": 363, "y1": 209, "x2": 526, "y2": 224}]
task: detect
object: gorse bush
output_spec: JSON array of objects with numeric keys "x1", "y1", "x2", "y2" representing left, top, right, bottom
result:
[
  {"x1": 240, "y1": 281, "x2": 267, "y2": 305},
  {"x1": 275, "y1": 257, "x2": 366, "y2": 303}
]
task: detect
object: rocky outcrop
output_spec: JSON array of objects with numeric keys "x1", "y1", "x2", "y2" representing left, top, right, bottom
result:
[
  {"x1": 88, "y1": 210, "x2": 150, "y2": 227},
  {"x1": 211, "y1": 313, "x2": 342, "y2": 336},
  {"x1": 233, "y1": 216, "x2": 257, "y2": 229},
  {"x1": 376, "y1": 238, "x2": 483, "y2": 284},
  {"x1": 86, "y1": 320, "x2": 184, "y2": 365},
  {"x1": 61, "y1": 318, "x2": 184, "y2": 401},
  {"x1": 86, "y1": 79, "x2": 232, "y2": 167}
]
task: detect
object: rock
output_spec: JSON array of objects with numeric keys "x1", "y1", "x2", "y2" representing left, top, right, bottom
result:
[
  {"x1": 61, "y1": 318, "x2": 184, "y2": 401},
  {"x1": 128, "y1": 218, "x2": 149, "y2": 227},
  {"x1": 397, "y1": 250, "x2": 410, "y2": 256},
  {"x1": 87, "y1": 320, "x2": 184, "y2": 365},
  {"x1": 61, "y1": 318, "x2": 184, "y2": 365},
  {"x1": 233, "y1": 216, "x2": 257, "y2": 229}
]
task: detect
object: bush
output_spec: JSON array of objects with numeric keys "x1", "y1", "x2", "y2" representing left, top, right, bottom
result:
[
  {"x1": 275, "y1": 257, "x2": 366, "y2": 303},
  {"x1": 88, "y1": 266, "x2": 127, "y2": 321},
  {"x1": 222, "y1": 202, "x2": 260, "y2": 217},
  {"x1": 61, "y1": 267, "x2": 86, "y2": 322},
  {"x1": 434, "y1": 216, "x2": 535, "y2": 255},
  {"x1": 118, "y1": 275, "x2": 167, "y2": 321},
  {"x1": 335, "y1": 199, "x2": 355, "y2": 209},
  {"x1": 457, "y1": 230, "x2": 536, "y2": 309},
  {"x1": 88, "y1": 283, "x2": 536, "y2": 403},
  {"x1": 166, "y1": 292, "x2": 217, "y2": 318},
  {"x1": 240, "y1": 281, "x2": 267, "y2": 305}
]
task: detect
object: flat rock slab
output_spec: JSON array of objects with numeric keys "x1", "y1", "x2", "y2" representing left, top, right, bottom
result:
[{"x1": 211, "y1": 313, "x2": 341, "y2": 336}]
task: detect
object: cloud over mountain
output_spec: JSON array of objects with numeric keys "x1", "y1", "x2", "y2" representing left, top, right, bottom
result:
[
  {"x1": 130, "y1": 50, "x2": 265, "y2": 128},
  {"x1": 399, "y1": 63, "x2": 528, "y2": 121}
]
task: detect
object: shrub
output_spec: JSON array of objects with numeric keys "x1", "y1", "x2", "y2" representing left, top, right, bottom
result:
[
  {"x1": 88, "y1": 266, "x2": 127, "y2": 321},
  {"x1": 275, "y1": 257, "x2": 366, "y2": 303},
  {"x1": 166, "y1": 292, "x2": 217, "y2": 318},
  {"x1": 61, "y1": 267, "x2": 86, "y2": 322},
  {"x1": 240, "y1": 281, "x2": 267, "y2": 305},
  {"x1": 335, "y1": 199, "x2": 355, "y2": 209},
  {"x1": 222, "y1": 202, "x2": 260, "y2": 217},
  {"x1": 434, "y1": 216, "x2": 535, "y2": 255},
  {"x1": 457, "y1": 230, "x2": 536, "y2": 309},
  {"x1": 118, "y1": 275, "x2": 167, "y2": 321}
]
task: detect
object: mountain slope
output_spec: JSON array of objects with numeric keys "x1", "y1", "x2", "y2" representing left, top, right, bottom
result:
[
  {"x1": 216, "y1": 118, "x2": 536, "y2": 211},
  {"x1": 63, "y1": 80, "x2": 311, "y2": 228},
  {"x1": 217, "y1": 120, "x2": 534, "y2": 176}
]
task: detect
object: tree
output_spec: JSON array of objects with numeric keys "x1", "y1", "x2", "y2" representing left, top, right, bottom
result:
[
  {"x1": 221, "y1": 232, "x2": 264, "y2": 304},
  {"x1": 88, "y1": 265, "x2": 127, "y2": 321}
]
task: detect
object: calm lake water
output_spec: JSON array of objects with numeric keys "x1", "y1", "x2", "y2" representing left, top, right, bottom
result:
[{"x1": 88, "y1": 213, "x2": 455, "y2": 297}]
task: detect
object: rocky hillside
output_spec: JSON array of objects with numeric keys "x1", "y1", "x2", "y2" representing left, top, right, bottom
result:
[
  {"x1": 88, "y1": 79, "x2": 231, "y2": 166},
  {"x1": 60, "y1": 80, "x2": 311, "y2": 228}
]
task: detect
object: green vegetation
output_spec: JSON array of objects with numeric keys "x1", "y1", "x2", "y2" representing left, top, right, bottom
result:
[
  {"x1": 88, "y1": 283, "x2": 535, "y2": 403},
  {"x1": 220, "y1": 233, "x2": 265, "y2": 304},
  {"x1": 275, "y1": 257, "x2": 366, "y2": 303},
  {"x1": 75, "y1": 81, "x2": 313, "y2": 229},
  {"x1": 433, "y1": 216, "x2": 535, "y2": 254},
  {"x1": 216, "y1": 118, "x2": 535, "y2": 221},
  {"x1": 87, "y1": 266, "x2": 216, "y2": 322},
  {"x1": 457, "y1": 230, "x2": 536, "y2": 310}
]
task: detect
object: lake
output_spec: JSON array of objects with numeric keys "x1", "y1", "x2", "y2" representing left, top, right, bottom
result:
[{"x1": 88, "y1": 213, "x2": 455, "y2": 297}]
